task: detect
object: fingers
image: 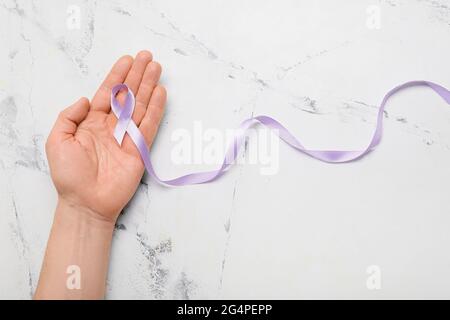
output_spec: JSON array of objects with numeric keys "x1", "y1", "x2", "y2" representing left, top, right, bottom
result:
[
  {"x1": 91, "y1": 55, "x2": 133, "y2": 112},
  {"x1": 133, "y1": 61, "x2": 162, "y2": 126},
  {"x1": 48, "y1": 97, "x2": 90, "y2": 143},
  {"x1": 138, "y1": 85, "x2": 167, "y2": 147},
  {"x1": 115, "y1": 51, "x2": 153, "y2": 106},
  {"x1": 96, "y1": 51, "x2": 164, "y2": 152}
]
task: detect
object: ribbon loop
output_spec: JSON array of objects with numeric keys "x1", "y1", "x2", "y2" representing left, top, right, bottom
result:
[{"x1": 111, "y1": 84, "x2": 135, "y2": 144}]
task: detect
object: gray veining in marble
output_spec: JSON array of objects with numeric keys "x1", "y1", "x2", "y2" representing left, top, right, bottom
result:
[{"x1": 1, "y1": 0, "x2": 450, "y2": 299}]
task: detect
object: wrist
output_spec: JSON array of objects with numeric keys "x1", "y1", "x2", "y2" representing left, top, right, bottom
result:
[
  {"x1": 35, "y1": 197, "x2": 115, "y2": 299},
  {"x1": 55, "y1": 197, "x2": 116, "y2": 232}
]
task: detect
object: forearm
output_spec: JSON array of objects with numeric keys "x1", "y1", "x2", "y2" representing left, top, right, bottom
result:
[{"x1": 34, "y1": 199, "x2": 115, "y2": 300}]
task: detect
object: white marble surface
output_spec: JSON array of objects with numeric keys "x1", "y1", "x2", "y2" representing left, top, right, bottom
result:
[{"x1": 1, "y1": 0, "x2": 450, "y2": 299}]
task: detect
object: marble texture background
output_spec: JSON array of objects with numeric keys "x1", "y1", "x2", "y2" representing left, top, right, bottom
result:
[{"x1": 1, "y1": 0, "x2": 450, "y2": 299}]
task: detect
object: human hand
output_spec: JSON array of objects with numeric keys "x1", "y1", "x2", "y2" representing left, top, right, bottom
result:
[{"x1": 45, "y1": 51, "x2": 166, "y2": 224}]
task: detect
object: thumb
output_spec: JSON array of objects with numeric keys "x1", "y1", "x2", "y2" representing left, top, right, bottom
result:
[{"x1": 49, "y1": 97, "x2": 90, "y2": 142}]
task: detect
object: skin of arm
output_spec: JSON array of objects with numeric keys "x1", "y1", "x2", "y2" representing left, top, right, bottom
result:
[{"x1": 34, "y1": 51, "x2": 166, "y2": 299}]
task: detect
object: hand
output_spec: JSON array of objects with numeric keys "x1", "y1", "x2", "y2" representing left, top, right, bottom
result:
[{"x1": 45, "y1": 51, "x2": 166, "y2": 223}]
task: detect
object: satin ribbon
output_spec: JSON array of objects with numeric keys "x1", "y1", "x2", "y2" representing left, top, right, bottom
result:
[{"x1": 111, "y1": 81, "x2": 450, "y2": 186}]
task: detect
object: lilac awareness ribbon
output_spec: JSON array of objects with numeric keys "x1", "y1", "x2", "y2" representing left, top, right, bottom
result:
[{"x1": 111, "y1": 81, "x2": 450, "y2": 186}]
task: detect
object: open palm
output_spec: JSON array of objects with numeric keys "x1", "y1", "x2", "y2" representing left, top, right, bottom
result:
[{"x1": 46, "y1": 51, "x2": 166, "y2": 222}]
